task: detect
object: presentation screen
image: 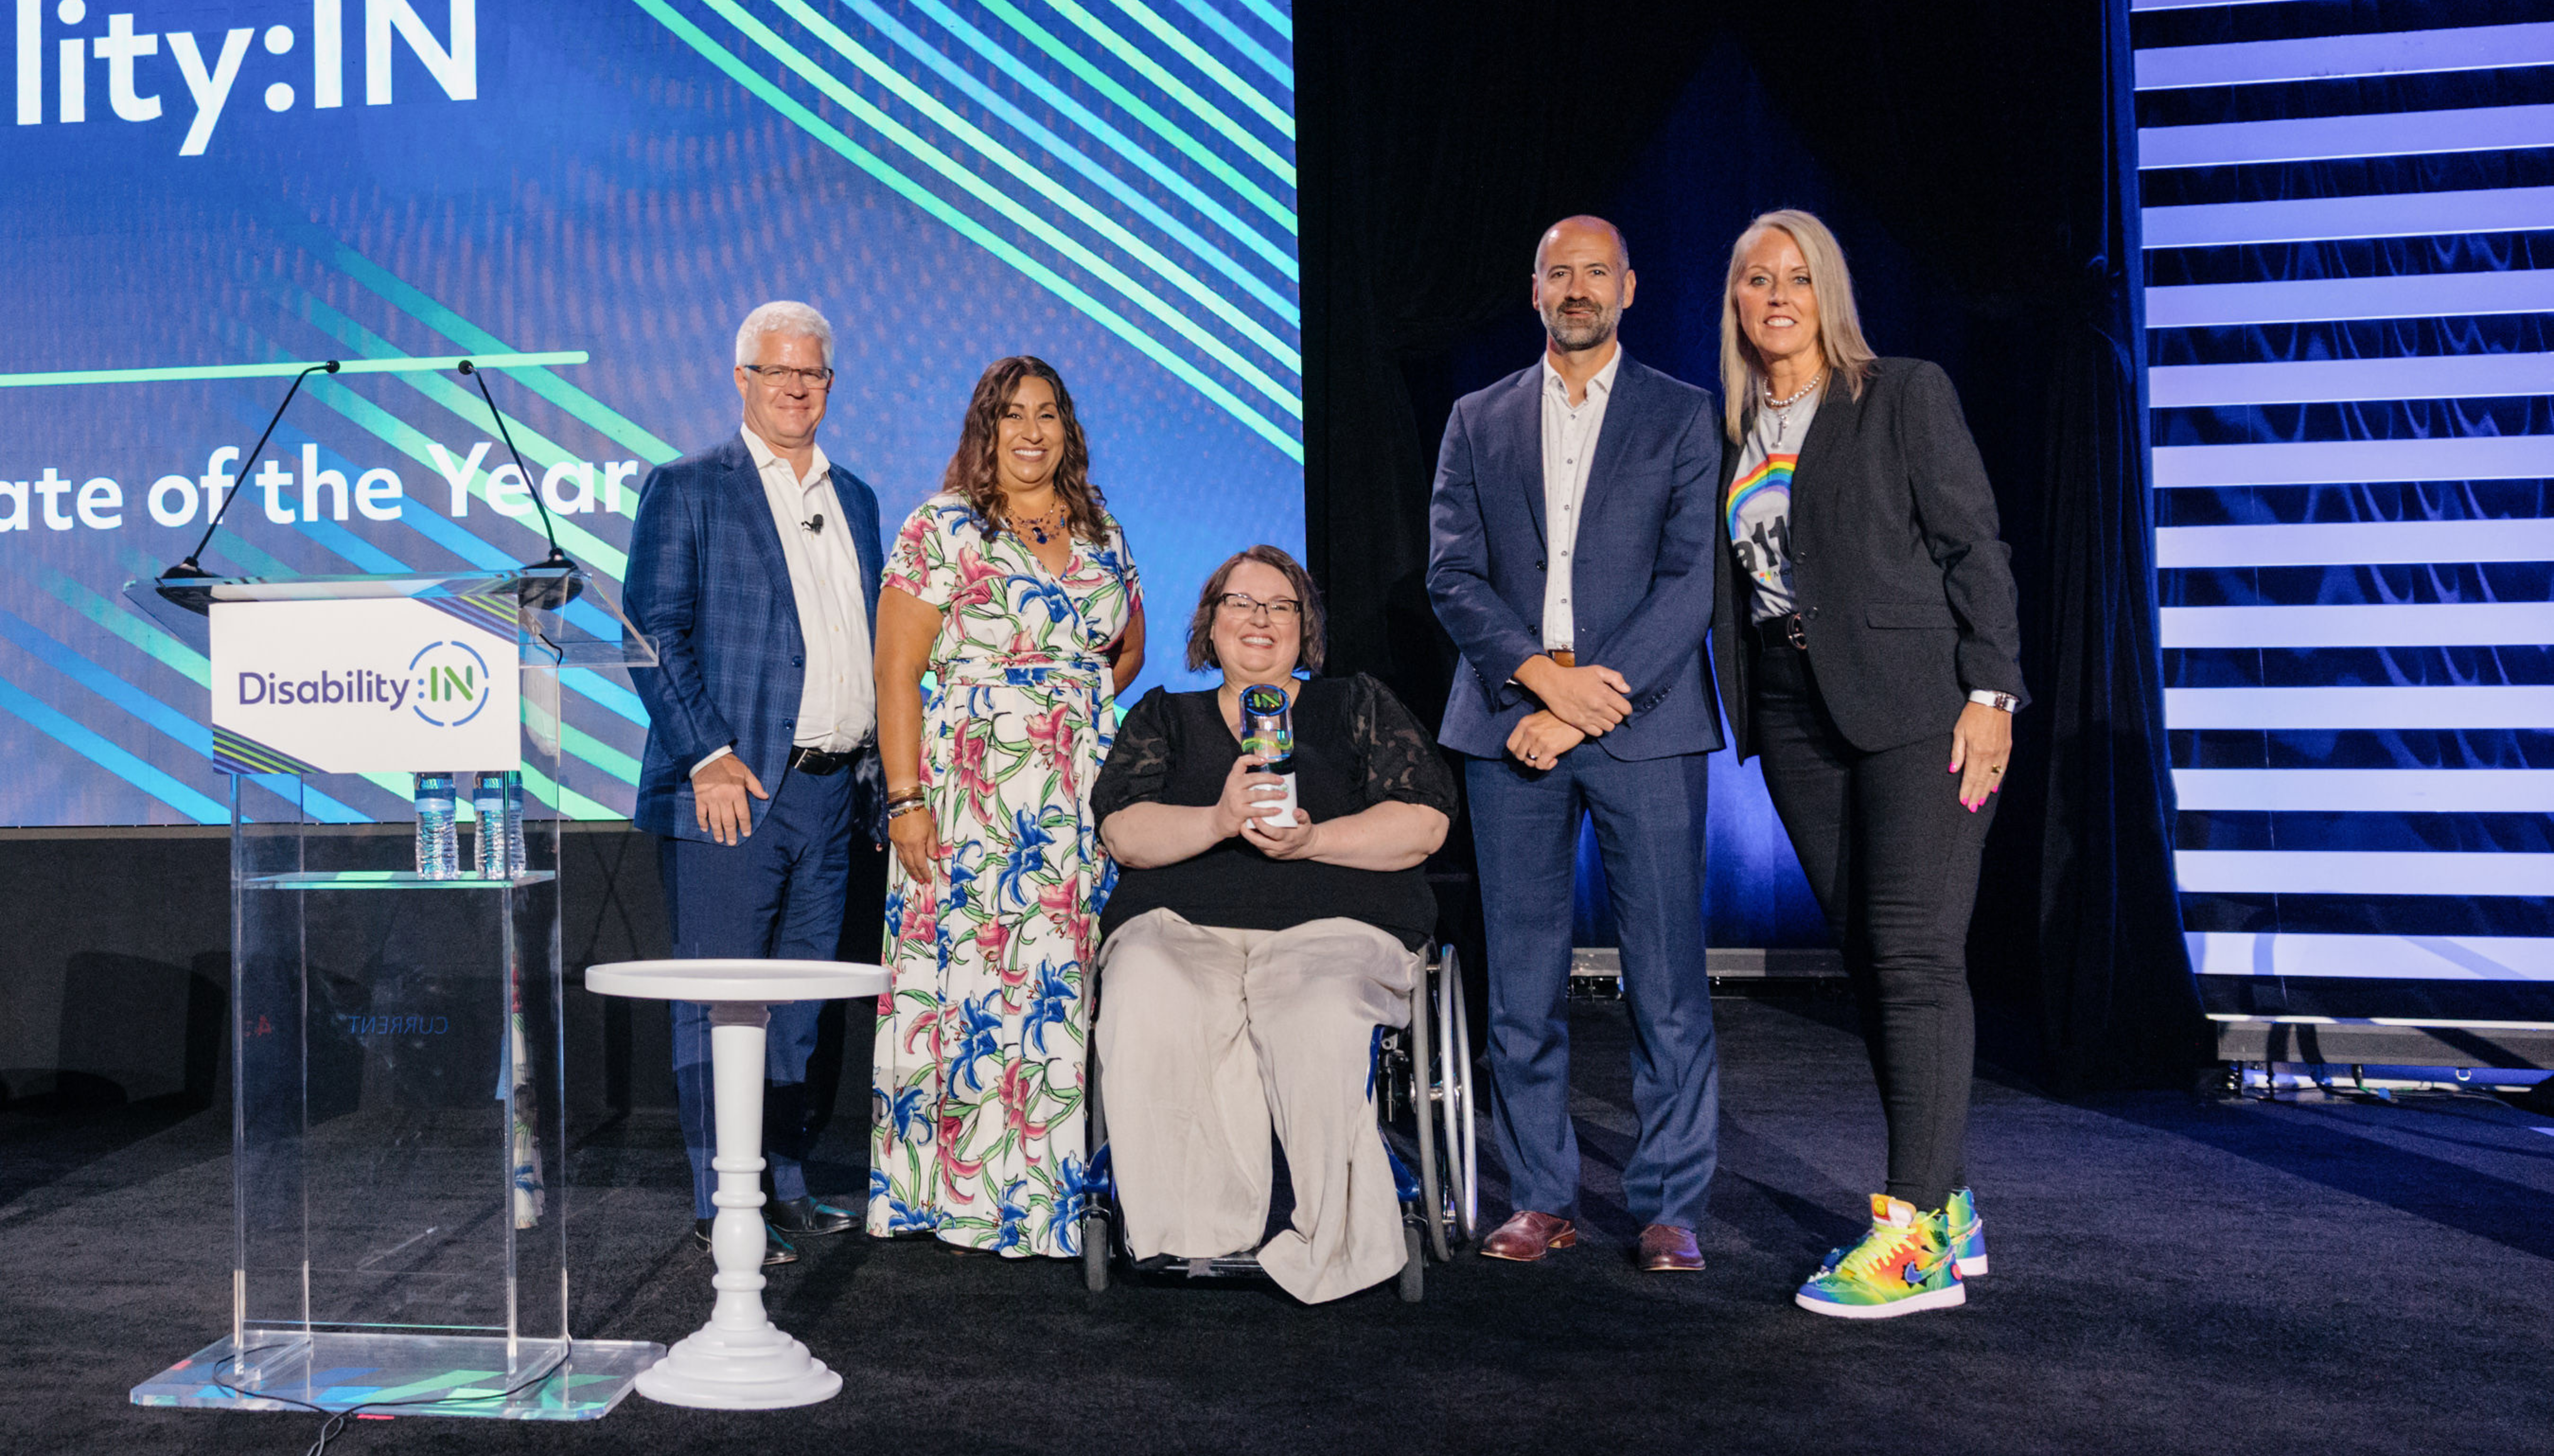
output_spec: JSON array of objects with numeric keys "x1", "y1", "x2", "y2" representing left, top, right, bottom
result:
[{"x1": 0, "y1": 0, "x2": 1301, "y2": 825}]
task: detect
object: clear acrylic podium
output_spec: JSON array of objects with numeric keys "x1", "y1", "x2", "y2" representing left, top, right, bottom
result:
[{"x1": 125, "y1": 567, "x2": 666, "y2": 1422}]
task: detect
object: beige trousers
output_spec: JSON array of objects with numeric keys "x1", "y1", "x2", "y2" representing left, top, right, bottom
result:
[{"x1": 1093, "y1": 908, "x2": 1418, "y2": 1304}]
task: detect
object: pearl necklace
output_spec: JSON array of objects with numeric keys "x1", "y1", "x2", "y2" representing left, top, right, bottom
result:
[
  {"x1": 1764, "y1": 368, "x2": 1824, "y2": 410},
  {"x1": 1761, "y1": 369, "x2": 1824, "y2": 450}
]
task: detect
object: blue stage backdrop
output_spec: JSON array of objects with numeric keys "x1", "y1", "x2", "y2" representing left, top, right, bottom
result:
[
  {"x1": 0, "y1": 0, "x2": 1300, "y2": 826},
  {"x1": 2134, "y1": 3, "x2": 2554, "y2": 1014}
]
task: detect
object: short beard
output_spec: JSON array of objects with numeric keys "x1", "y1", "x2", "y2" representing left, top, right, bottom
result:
[{"x1": 1543, "y1": 300, "x2": 1618, "y2": 352}]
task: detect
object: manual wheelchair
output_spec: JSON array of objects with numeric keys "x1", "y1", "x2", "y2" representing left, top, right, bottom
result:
[{"x1": 1078, "y1": 945, "x2": 1479, "y2": 1302}]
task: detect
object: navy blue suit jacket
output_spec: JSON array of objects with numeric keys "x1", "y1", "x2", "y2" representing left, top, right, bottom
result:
[
  {"x1": 1426, "y1": 353, "x2": 1726, "y2": 762},
  {"x1": 626, "y1": 433, "x2": 885, "y2": 842}
]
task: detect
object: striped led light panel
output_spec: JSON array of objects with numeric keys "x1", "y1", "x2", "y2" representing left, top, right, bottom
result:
[{"x1": 2134, "y1": 2, "x2": 2554, "y2": 997}]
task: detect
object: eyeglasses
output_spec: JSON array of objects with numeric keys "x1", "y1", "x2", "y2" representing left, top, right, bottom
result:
[
  {"x1": 741, "y1": 364, "x2": 835, "y2": 390},
  {"x1": 1216, "y1": 592, "x2": 1302, "y2": 620}
]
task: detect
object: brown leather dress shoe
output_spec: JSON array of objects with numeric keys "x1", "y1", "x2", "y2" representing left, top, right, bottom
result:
[
  {"x1": 1481, "y1": 1210, "x2": 1578, "y2": 1262},
  {"x1": 1638, "y1": 1223, "x2": 1704, "y2": 1272}
]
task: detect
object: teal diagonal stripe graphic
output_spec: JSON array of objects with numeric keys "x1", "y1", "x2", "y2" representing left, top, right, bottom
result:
[
  {"x1": 766, "y1": 0, "x2": 1299, "y2": 370},
  {"x1": 634, "y1": 0, "x2": 1302, "y2": 462},
  {"x1": 861, "y1": 0, "x2": 1297, "y2": 300},
  {"x1": 715, "y1": 0, "x2": 1297, "y2": 410},
  {"x1": 976, "y1": 0, "x2": 1294, "y2": 222},
  {"x1": 907, "y1": 0, "x2": 1296, "y2": 263}
]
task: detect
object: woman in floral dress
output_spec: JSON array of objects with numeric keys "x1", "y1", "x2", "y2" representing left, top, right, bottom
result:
[{"x1": 867, "y1": 356, "x2": 1144, "y2": 1256}]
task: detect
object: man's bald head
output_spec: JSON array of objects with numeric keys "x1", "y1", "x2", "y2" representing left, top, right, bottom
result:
[
  {"x1": 1532, "y1": 216, "x2": 1635, "y2": 354},
  {"x1": 1534, "y1": 215, "x2": 1630, "y2": 275}
]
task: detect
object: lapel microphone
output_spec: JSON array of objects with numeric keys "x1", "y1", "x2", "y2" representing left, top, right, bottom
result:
[{"x1": 802, "y1": 513, "x2": 825, "y2": 535}]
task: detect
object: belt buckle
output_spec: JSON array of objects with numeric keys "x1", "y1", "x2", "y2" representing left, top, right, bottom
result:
[{"x1": 1783, "y1": 614, "x2": 1807, "y2": 650}]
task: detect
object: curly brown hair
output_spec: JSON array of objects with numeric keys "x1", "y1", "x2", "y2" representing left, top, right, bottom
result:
[
  {"x1": 940, "y1": 356, "x2": 1108, "y2": 541},
  {"x1": 1186, "y1": 545, "x2": 1326, "y2": 675}
]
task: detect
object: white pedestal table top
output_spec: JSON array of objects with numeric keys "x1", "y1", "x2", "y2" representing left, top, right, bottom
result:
[{"x1": 586, "y1": 958, "x2": 888, "y2": 1004}]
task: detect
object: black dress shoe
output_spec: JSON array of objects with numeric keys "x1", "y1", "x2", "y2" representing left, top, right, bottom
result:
[
  {"x1": 693, "y1": 1217, "x2": 799, "y2": 1267},
  {"x1": 765, "y1": 1196, "x2": 856, "y2": 1238}
]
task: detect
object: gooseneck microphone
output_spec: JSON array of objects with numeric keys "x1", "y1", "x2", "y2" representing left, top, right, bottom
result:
[
  {"x1": 457, "y1": 359, "x2": 573, "y2": 574},
  {"x1": 163, "y1": 359, "x2": 341, "y2": 580},
  {"x1": 457, "y1": 359, "x2": 582, "y2": 607}
]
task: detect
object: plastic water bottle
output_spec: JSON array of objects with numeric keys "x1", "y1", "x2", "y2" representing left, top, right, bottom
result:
[
  {"x1": 473, "y1": 772, "x2": 511, "y2": 879},
  {"x1": 1239, "y1": 683, "x2": 1300, "y2": 828},
  {"x1": 503, "y1": 771, "x2": 527, "y2": 873},
  {"x1": 414, "y1": 774, "x2": 460, "y2": 879}
]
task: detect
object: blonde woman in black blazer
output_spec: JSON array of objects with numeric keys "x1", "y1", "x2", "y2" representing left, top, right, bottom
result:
[{"x1": 1707, "y1": 209, "x2": 2025, "y2": 1319}]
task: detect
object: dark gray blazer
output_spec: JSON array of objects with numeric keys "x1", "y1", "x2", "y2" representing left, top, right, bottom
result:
[{"x1": 1710, "y1": 357, "x2": 2026, "y2": 761}]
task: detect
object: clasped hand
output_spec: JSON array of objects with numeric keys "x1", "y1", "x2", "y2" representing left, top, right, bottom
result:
[
  {"x1": 1518, "y1": 655, "x2": 1633, "y2": 735},
  {"x1": 1215, "y1": 754, "x2": 1320, "y2": 859},
  {"x1": 1508, "y1": 653, "x2": 1631, "y2": 769},
  {"x1": 1505, "y1": 710, "x2": 1583, "y2": 770}
]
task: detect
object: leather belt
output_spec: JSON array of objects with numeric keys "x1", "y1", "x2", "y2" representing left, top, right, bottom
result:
[
  {"x1": 1547, "y1": 648, "x2": 1576, "y2": 669},
  {"x1": 1752, "y1": 614, "x2": 1810, "y2": 650},
  {"x1": 788, "y1": 745, "x2": 855, "y2": 776}
]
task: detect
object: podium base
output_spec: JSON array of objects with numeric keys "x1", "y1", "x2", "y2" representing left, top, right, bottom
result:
[
  {"x1": 131, "y1": 1332, "x2": 664, "y2": 1421},
  {"x1": 635, "y1": 1319, "x2": 842, "y2": 1409}
]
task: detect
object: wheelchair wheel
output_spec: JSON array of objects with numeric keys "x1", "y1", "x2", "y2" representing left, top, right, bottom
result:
[
  {"x1": 1083, "y1": 1209, "x2": 1110, "y2": 1291},
  {"x1": 1084, "y1": 1071, "x2": 1112, "y2": 1292},
  {"x1": 1435, "y1": 946, "x2": 1479, "y2": 1246},
  {"x1": 1409, "y1": 967, "x2": 1451, "y2": 1263},
  {"x1": 1396, "y1": 1221, "x2": 1424, "y2": 1303}
]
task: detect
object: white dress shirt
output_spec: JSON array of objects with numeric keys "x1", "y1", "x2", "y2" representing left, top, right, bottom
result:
[
  {"x1": 1538, "y1": 345, "x2": 1623, "y2": 651},
  {"x1": 693, "y1": 427, "x2": 876, "y2": 775}
]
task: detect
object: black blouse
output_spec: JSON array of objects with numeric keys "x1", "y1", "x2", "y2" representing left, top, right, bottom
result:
[{"x1": 1093, "y1": 673, "x2": 1459, "y2": 949}]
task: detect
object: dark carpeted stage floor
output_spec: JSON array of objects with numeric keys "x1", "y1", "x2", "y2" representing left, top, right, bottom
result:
[{"x1": 7, "y1": 994, "x2": 2550, "y2": 1456}]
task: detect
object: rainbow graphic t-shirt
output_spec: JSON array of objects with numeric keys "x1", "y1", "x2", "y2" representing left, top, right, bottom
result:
[{"x1": 1727, "y1": 391, "x2": 1820, "y2": 618}]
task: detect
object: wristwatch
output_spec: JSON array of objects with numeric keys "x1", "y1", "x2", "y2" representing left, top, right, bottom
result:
[{"x1": 1967, "y1": 690, "x2": 2021, "y2": 714}]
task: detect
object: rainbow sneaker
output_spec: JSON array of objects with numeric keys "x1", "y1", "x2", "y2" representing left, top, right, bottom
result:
[
  {"x1": 1946, "y1": 1186, "x2": 1987, "y2": 1278},
  {"x1": 1795, "y1": 1195, "x2": 1965, "y2": 1319}
]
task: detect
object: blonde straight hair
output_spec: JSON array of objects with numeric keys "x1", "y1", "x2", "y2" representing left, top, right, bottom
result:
[{"x1": 1718, "y1": 209, "x2": 1879, "y2": 442}]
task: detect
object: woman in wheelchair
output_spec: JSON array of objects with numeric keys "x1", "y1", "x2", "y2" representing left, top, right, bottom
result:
[{"x1": 1090, "y1": 545, "x2": 1456, "y2": 1302}]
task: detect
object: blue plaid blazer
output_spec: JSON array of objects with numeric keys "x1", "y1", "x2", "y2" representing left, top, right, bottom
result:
[{"x1": 625, "y1": 432, "x2": 885, "y2": 842}]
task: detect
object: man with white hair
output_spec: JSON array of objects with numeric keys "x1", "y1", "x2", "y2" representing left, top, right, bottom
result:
[{"x1": 626, "y1": 301, "x2": 888, "y2": 1265}]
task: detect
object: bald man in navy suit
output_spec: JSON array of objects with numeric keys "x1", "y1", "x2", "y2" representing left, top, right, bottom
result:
[{"x1": 1427, "y1": 218, "x2": 1725, "y2": 1274}]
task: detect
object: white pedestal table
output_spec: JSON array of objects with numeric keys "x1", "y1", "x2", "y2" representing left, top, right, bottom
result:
[{"x1": 584, "y1": 958, "x2": 889, "y2": 1410}]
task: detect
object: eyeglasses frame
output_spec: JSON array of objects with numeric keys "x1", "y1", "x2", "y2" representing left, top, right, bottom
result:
[
  {"x1": 1215, "y1": 591, "x2": 1302, "y2": 621},
  {"x1": 739, "y1": 363, "x2": 837, "y2": 390}
]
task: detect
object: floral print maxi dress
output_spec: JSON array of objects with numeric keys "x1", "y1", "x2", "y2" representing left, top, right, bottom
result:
[{"x1": 867, "y1": 493, "x2": 1139, "y2": 1255}]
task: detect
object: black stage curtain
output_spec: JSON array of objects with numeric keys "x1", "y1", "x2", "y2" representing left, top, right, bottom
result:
[
  {"x1": 2014, "y1": 5, "x2": 2209, "y2": 1088},
  {"x1": 1294, "y1": 0, "x2": 1722, "y2": 717},
  {"x1": 1296, "y1": 0, "x2": 2204, "y2": 1087}
]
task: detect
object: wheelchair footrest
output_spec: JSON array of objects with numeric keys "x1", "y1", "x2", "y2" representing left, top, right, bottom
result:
[{"x1": 1127, "y1": 1251, "x2": 1267, "y2": 1279}]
